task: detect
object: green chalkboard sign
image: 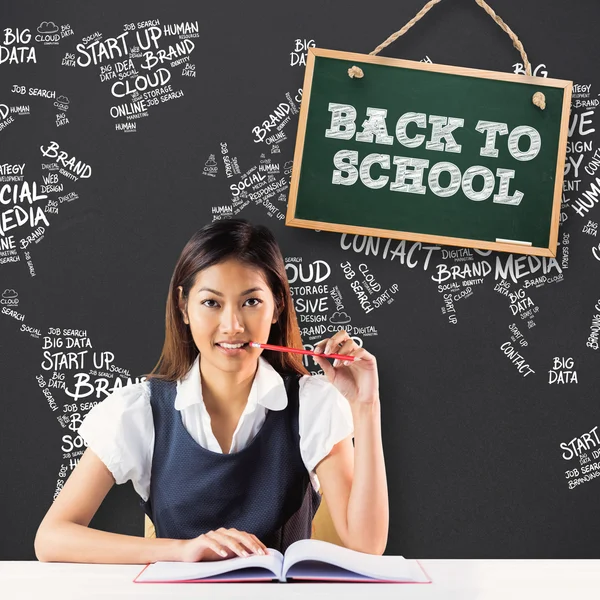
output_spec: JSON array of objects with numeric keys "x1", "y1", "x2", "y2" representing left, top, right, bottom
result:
[{"x1": 286, "y1": 48, "x2": 572, "y2": 257}]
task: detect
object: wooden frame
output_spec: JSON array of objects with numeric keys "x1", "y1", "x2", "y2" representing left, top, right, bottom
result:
[{"x1": 286, "y1": 47, "x2": 573, "y2": 257}]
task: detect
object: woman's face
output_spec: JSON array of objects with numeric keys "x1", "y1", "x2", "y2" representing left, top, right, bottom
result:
[{"x1": 178, "y1": 259, "x2": 278, "y2": 372}]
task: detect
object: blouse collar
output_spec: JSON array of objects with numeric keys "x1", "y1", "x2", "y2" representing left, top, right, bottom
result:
[{"x1": 174, "y1": 354, "x2": 288, "y2": 412}]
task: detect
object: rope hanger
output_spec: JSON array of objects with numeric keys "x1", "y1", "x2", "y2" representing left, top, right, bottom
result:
[{"x1": 347, "y1": 0, "x2": 546, "y2": 109}]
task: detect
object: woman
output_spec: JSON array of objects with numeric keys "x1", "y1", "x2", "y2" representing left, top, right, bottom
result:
[{"x1": 34, "y1": 219, "x2": 388, "y2": 563}]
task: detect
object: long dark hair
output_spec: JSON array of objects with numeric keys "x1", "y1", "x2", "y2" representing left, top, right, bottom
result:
[{"x1": 144, "y1": 219, "x2": 309, "y2": 381}]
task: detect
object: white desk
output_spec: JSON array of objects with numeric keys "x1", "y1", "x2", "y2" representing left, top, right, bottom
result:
[{"x1": 2, "y1": 560, "x2": 599, "y2": 599}]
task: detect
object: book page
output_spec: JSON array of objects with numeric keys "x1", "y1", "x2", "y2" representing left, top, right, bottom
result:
[
  {"x1": 134, "y1": 548, "x2": 284, "y2": 583},
  {"x1": 285, "y1": 560, "x2": 383, "y2": 581},
  {"x1": 282, "y1": 539, "x2": 425, "y2": 582}
]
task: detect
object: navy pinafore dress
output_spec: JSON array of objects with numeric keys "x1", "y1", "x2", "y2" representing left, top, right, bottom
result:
[{"x1": 140, "y1": 371, "x2": 321, "y2": 553}]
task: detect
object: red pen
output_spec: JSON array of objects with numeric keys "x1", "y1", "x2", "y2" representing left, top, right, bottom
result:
[{"x1": 249, "y1": 342, "x2": 360, "y2": 362}]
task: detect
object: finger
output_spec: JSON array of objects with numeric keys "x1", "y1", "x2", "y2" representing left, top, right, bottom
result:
[
  {"x1": 248, "y1": 533, "x2": 268, "y2": 553},
  {"x1": 315, "y1": 352, "x2": 335, "y2": 377},
  {"x1": 336, "y1": 338, "x2": 355, "y2": 356},
  {"x1": 325, "y1": 329, "x2": 349, "y2": 354},
  {"x1": 208, "y1": 530, "x2": 252, "y2": 557},
  {"x1": 230, "y1": 530, "x2": 266, "y2": 555},
  {"x1": 350, "y1": 346, "x2": 378, "y2": 368},
  {"x1": 248, "y1": 533, "x2": 267, "y2": 550},
  {"x1": 200, "y1": 531, "x2": 230, "y2": 557},
  {"x1": 332, "y1": 339, "x2": 356, "y2": 367},
  {"x1": 313, "y1": 338, "x2": 330, "y2": 354},
  {"x1": 354, "y1": 345, "x2": 375, "y2": 362},
  {"x1": 223, "y1": 528, "x2": 265, "y2": 555}
]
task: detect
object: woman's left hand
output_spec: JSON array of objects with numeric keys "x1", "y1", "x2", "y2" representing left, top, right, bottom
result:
[{"x1": 312, "y1": 329, "x2": 379, "y2": 406}]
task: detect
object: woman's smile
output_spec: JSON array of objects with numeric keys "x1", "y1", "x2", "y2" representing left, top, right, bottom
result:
[{"x1": 214, "y1": 341, "x2": 251, "y2": 357}]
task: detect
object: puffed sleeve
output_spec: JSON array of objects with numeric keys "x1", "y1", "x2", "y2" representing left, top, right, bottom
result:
[
  {"x1": 77, "y1": 381, "x2": 154, "y2": 502},
  {"x1": 298, "y1": 374, "x2": 354, "y2": 493}
]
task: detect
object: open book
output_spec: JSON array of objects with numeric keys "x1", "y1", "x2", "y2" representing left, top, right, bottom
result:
[{"x1": 134, "y1": 539, "x2": 431, "y2": 583}]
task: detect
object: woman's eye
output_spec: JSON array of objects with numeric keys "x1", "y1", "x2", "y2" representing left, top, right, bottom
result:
[
  {"x1": 201, "y1": 299, "x2": 219, "y2": 308},
  {"x1": 200, "y1": 298, "x2": 262, "y2": 308}
]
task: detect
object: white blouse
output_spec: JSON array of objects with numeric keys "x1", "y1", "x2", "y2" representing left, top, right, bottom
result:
[{"x1": 78, "y1": 355, "x2": 354, "y2": 502}]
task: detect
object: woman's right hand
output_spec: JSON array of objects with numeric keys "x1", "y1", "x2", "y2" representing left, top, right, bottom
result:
[{"x1": 178, "y1": 527, "x2": 269, "y2": 562}]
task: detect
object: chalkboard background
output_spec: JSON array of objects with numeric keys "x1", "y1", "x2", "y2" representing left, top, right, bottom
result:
[{"x1": 1, "y1": 0, "x2": 599, "y2": 560}]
